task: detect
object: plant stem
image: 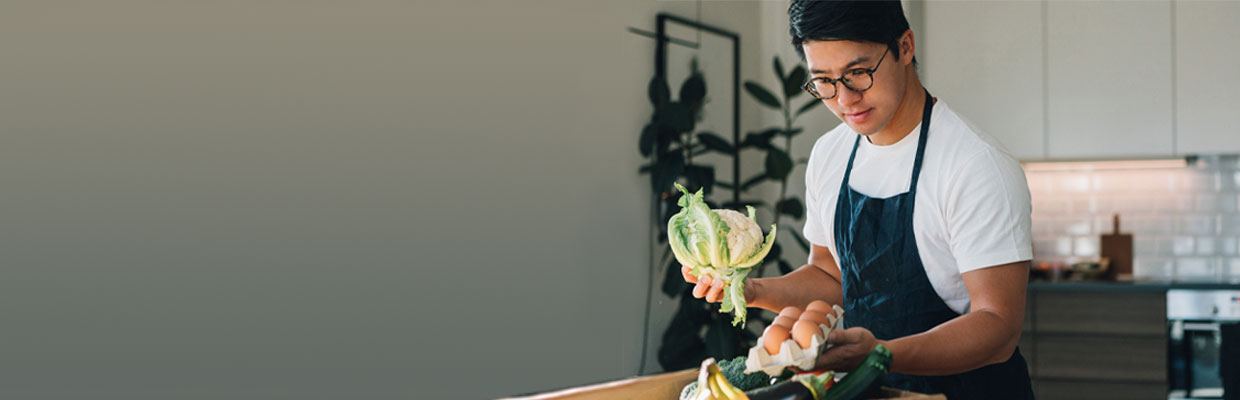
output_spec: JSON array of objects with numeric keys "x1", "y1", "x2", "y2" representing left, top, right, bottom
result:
[
  {"x1": 775, "y1": 91, "x2": 793, "y2": 225},
  {"x1": 685, "y1": 130, "x2": 693, "y2": 166}
]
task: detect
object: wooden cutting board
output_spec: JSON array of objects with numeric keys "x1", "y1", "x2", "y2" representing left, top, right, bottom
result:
[
  {"x1": 1100, "y1": 214, "x2": 1133, "y2": 280},
  {"x1": 503, "y1": 368, "x2": 946, "y2": 399}
]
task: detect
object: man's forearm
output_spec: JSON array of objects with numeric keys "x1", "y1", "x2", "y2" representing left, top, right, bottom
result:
[
  {"x1": 882, "y1": 309, "x2": 1021, "y2": 376},
  {"x1": 749, "y1": 264, "x2": 844, "y2": 312}
]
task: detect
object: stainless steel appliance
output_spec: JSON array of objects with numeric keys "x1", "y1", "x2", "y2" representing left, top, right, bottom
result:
[{"x1": 1168, "y1": 289, "x2": 1240, "y2": 399}]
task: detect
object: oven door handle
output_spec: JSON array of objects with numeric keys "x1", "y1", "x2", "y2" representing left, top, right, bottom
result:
[{"x1": 1183, "y1": 322, "x2": 1222, "y2": 332}]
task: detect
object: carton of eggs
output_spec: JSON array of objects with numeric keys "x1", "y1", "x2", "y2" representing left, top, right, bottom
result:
[{"x1": 745, "y1": 300, "x2": 845, "y2": 376}]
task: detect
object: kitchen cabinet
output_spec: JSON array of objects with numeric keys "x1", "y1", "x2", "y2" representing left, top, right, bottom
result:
[
  {"x1": 923, "y1": 0, "x2": 1045, "y2": 160},
  {"x1": 1035, "y1": 380, "x2": 1168, "y2": 400},
  {"x1": 1035, "y1": 336, "x2": 1166, "y2": 382},
  {"x1": 1174, "y1": 0, "x2": 1240, "y2": 154},
  {"x1": 920, "y1": 0, "x2": 1240, "y2": 160},
  {"x1": 1025, "y1": 288, "x2": 1167, "y2": 400},
  {"x1": 1032, "y1": 289, "x2": 1166, "y2": 335},
  {"x1": 1046, "y1": 0, "x2": 1174, "y2": 159}
]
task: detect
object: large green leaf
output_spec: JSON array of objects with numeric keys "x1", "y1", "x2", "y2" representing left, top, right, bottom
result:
[
  {"x1": 779, "y1": 127, "x2": 804, "y2": 138},
  {"x1": 765, "y1": 147, "x2": 794, "y2": 181},
  {"x1": 784, "y1": 64, "x2": 807, "y2": 98},
  {"x1": 649, "y1": 76, "x2": 670, "y2": 106},
  {"x1": 680, "y1": 73, "x2": 706, "y2": 106},
  {"x1": 639, "y1": 123, "x2": 657, "y2": 157},
  {"x1": 777, "y1": 197, "x2": 804, "y2": 219},
  {"x1": 740, "y1": 128, "x2": 780, "y2": 150},
  {"x1": 796, "y1": 97, "x2": 822, "y2": 117},
  {"x1": 683, "y1": 165, "x2": 716, "y2": 196},
  {"x1": 773, "y1": 57, "x2": 785, "y2": 86},
  {"x1": 652, "y1": 151, "x2": 685, "y2": 193},
  {"x1": 657, "y1": 101, "x2": 693, "y2": 133},
  {"x1": 740, "y1": 173, "x2": 768, "y2": 191},
  {"x1": 696, "y1": 132, "x2": 734, "y2": 154},
  {"x1": 744, "y1": 81, "x2": 782, "y2": 110}
]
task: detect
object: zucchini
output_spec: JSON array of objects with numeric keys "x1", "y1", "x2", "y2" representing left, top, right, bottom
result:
[
  {"x1": 823, "y1": 344, "x2": 892, "y2": 400},
  {"x1": 743, "y1": 379, "x2": 815, "y2": 400}
]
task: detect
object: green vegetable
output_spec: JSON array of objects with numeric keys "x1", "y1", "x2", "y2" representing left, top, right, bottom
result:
[
  {"x1": 717, "y1": 356, "x2": 773, "y2": 391},
  {"x1": 742, "y1": 379, "x2": 815, "y2": 400},
  {"x1": 823, "y1": 344, "x2": 893, "y2": 400},
  {"x1": 793, "y1": 370, "x2": 835, "y2": 399},
  {"x1": 679, "y1": 356, "x2": 793, "y2": 400},
  {"x1": 669, "y1": 183, "x2": 777, "y2": 326}
]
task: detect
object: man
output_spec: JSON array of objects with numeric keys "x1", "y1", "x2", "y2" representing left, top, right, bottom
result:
[{"x1": 682, "y1": 1, "x2": 1035, "y2": 398}]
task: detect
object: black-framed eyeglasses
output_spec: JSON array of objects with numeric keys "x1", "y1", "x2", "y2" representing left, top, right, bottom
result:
[{"x1": 803, "y1": 48, "x2": 889, "y2": 100}]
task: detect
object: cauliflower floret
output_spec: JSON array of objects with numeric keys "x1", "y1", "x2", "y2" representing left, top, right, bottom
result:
[{"x1": 714, "y1": 208, "x2": 763, "y2": 265}]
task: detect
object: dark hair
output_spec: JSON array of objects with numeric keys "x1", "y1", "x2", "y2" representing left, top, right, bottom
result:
[{"x1": 788, "y1": 0, "x2": 915, "y2": 65}]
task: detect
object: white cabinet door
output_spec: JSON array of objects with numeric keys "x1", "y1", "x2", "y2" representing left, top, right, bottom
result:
[
  {"x1": 1047, "y1": 0, "x2": 1174, "y2": 159},
  {"x1": 923, "y1": 0, "x2": 1045, "y2": 161},
  {"x1": 1175, "y1": 0, "x2": 1240, "y2": 155}
]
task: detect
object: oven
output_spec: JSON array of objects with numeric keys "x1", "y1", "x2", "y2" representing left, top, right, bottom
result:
[{"x1": 1167, "y1": 289, "x2": 1240, "y2": 400}]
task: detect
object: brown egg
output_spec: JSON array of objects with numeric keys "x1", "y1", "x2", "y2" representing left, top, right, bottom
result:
[
  {"x1": 792, "y1": 319, "x2": 822, "y2": 348},
  {"x1": 763, "y1": 324, "x2": 791, "y2": 354},
  {"x1": 799, "y1": 310, "x2": 831, "y2": 327},
  {"x1": 778, "y1": 306, "x2": 803, "y2": 321},
  {"x1": 806, "y1": 300, "x2": 832, "y2": 315},
  {"x1": 773, "y1": 315, "x2": 796, "y2": 329}
]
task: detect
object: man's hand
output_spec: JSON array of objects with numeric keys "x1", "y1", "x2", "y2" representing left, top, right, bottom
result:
[
  {"x1": 682, "y1": 265, "x2": 724, "y2": 303},
  {"x1": 803, "y1": 327, "x2": 880, "y2": 372},
  {"x1": 681, "y1": 265, "x2": 754, "y2": 304}
]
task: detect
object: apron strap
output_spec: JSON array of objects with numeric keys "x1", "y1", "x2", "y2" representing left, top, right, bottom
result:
[
  {"x1": 906, "y1": 89, "x2": 934, "y2": 195},
  {"x1": 840, "y1": 89, "x2": 935, "y2": 194}
]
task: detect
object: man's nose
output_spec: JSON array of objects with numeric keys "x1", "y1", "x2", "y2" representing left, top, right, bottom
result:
[{"x1": 835, "y1": 84, "x2": 862, "y2": 106}]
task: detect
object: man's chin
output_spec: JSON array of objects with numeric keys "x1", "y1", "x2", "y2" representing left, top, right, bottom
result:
[{"x1": 846, "y1": 122, "x2": 879, "y2": 136}]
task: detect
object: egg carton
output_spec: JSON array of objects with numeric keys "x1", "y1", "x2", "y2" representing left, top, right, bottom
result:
[{"x1": 744, "y1": 305, "x2": 845, "y2": 376}]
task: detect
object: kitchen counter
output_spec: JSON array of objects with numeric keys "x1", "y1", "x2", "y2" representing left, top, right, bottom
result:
[{"x1": 1029, "y1": 280, "x2": 1240, "y2": 292}]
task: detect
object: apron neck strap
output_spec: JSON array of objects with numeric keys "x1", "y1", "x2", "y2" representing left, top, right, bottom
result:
[
  {"x1": 840, "y1": 89, "x2": 935, "y2": 191},
  {"x1": 907, "y1": 89, "x2": 934, "y2": 193}
]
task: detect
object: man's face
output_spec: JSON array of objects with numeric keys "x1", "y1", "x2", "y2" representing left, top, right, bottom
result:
[{"x1": 802, "y1": 39, "x2": 909, "y2": 136}]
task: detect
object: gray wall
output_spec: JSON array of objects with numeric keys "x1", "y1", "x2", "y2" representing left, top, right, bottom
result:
[{"x1": 0, "y1": 1, "x2": 776, "y2": 398}]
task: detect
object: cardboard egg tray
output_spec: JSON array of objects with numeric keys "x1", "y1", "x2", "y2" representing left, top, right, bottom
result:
[{"x1": 744, "y1": 304, "x2": 845, "y2": 376}]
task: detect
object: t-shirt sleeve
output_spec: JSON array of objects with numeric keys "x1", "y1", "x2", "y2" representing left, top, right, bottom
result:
[
  {"x1": 945, "y1": 150, "x2": 1033, "y2": 273},
  {"x1": 802, "y1": 143, "x2": 831, "y2": 248}
]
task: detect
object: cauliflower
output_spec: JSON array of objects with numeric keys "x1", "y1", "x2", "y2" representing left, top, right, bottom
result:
[
  {"x1": 715, "y1": 208, "x2": 765, "y2": 266},
  {"x1": 668, "y1": 183, "x2": 776, "y2": 326}
]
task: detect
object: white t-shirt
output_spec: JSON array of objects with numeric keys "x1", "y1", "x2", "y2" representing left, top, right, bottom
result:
[{"x1": 802, "y1": 100, "x2": 1032, "y2": 314}]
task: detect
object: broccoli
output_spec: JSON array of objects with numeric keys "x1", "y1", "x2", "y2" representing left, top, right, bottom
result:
[
  {"x1": 678, "y1": 356, "x2": 797, "y2": 400},
  {"x1": 715, "y1": 356, "x2": 767, "y2": 391},
  {"x1": 718, "y1": 356, "x2": 793, "y2": 391}
]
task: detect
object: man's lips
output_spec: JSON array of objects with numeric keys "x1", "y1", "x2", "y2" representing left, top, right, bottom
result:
[{"x1": 844, "y1": 108, "x2": 872, "y2": 123}]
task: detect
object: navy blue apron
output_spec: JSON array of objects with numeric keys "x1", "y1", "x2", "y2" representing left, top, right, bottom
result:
[{"x1": 833, "y1": 90, "x2": 1035, "y2": 399}]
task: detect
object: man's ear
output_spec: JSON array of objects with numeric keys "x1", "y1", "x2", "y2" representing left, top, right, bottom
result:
[{"x1": 899, "y1": 29, "x2": 916, "y2": 66}]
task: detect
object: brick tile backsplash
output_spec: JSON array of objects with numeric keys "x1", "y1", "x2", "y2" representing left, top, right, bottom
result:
[{"x1": 1027, "y1": 154, "x2": 1240, "y2": 282}]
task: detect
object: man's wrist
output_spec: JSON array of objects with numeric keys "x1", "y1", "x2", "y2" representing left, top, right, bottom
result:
[
  {"x1": 877, "y1": 338, "x2": 907, "y2": 374},
  {"x1": 744, "y1": 277, "x2": 764, "y2": 308}
]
